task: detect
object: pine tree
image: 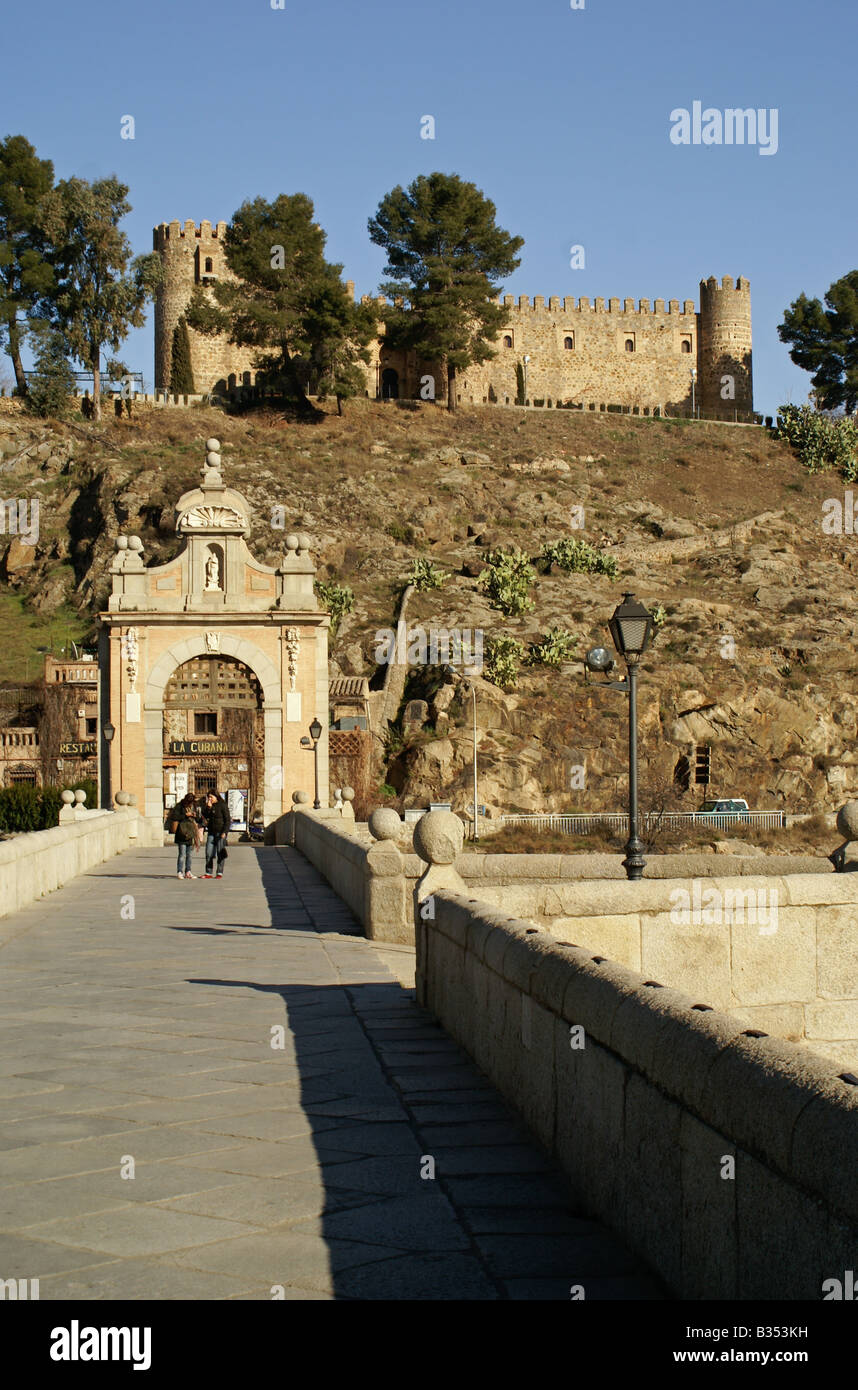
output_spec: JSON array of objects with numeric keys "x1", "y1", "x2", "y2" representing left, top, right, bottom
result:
[
  {"x1": 169, "y1": 317, "x2": 195, "y2": 395},
  {"x1": 186, "y1": 193, "x2": 365, "y2": 415},
  {"x1": 368, "y1": 172, "x2": 523, "y2": 411},
  {"x1": 0, "y1": 135, "x2": 57, "y2": 395},
  {"x1": 779, "y1": 272, "x2": 858, "y2": 415},
  {"x1": 26, "y1": 325, "x2": 75, "y2": 418},
  {"x1": 50, "y1": 177, "x2": 161, "y2": 421}
]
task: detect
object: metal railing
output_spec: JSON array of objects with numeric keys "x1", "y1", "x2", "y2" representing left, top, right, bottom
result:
[{"x1": 500, "y1": 810, "x2": 785, "y2": 834}]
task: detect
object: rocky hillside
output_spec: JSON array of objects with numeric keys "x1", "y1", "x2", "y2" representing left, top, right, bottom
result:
[{"x1": 0, "y1": 397, "x2": 854, "y2": 820}]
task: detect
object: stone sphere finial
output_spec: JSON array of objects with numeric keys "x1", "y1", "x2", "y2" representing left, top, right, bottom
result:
[
  {"x1": 73, "y1": 789, "x2": 86, "y2": 804},
  {"x1": 115, "y1": 535, "x2": 128, "y2": 550},
  {"x1": 205, "y1": 451, "x2": 221, "y2": 468},
  {"x1": 297, "y1": 532, "x2": 311, "y2": 553},
  {"x1": 285, "y1": 533, "x2": 299, "y2": 552},
  {"x1": 114, "y1": 791, "x2": 130, "y2": 806},
  {"x1": 413, "y1": 810, "x2": 465, "y2": 865},
  {"x1": 369, "y1": 808, "x2": 401, "y2": 842},
  {"x1": 836, "y1": 802, "x2": 858, "y2": 841},
  {"x1": 292, "y1": 790, "x2": 310, "y2": 805},
  {"x1": 61, "y1": 790, "x2": 75, "y2": 804},
  {"x1": 127, "y1": 793, "x2": 137, "y2": 806},
  {"x1": 342, "y1": 787, "x2": 355, "y2": 802},
  {"x1": 205, "y1": 438, "x2": 221, "y2": 453},
  {"x1": 128, "y1": 536, "x2": 143, "y2": 552}
]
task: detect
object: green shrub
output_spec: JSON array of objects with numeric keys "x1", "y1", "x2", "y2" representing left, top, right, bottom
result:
[
  {"x1": 776, "y1": 404, "x2": 858, "y2": 481},
  {"x1": 26, "y1": 329, "x2": 75, "y2": 419},
  {"x1": 477, "y1": 548, "x2": 535, "y2": 616},
  {"x1": 526, "y1": 626, "x2": 576, "y2": 666},
  {"x1": 315, "y1": 580, "x2": 355, "y2": 637},
  {"x1": 407, "y1": 557, "x2": 446, "y2": 592},
  {"x1": 483, "y1": 634, "x2": 525, "y2": 690},
  {"x1": 0, "y1": 785, "x2": 41, "y2": 832},
  {"x1": 538, "y1": 537, "x2": 619, "y2": 579}
]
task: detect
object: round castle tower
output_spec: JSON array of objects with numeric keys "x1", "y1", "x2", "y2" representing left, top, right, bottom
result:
[
  {"x1": 698, "y1": 275, "x2": 753, "y2": 421},
  {"x1": 152, "y1": 221, "x2": 256, "y2": 393}
]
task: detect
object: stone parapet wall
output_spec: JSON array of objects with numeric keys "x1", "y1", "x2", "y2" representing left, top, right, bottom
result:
[
  {"x1": 0, "y1": 809, "x2": 155, "y2": 923},
  {"x1": 506, "y1": 871, "x2": 858, "y2": 1068},
  {"x1": 420, "y1": 892, "x2": 858, "y2": 1299}
]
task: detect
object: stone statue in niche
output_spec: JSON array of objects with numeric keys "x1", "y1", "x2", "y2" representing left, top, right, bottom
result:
[{"x1": 204, "y1": 552, "x2": 221, "y2": 591}]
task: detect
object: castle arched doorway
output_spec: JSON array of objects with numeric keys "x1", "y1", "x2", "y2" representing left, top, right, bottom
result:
[
  {"x1": 162, "y1": 655, "x2": 264, "y2": 827},
  {"x1": 381, "y1": 367, "x2": 399, "y2": 400}
]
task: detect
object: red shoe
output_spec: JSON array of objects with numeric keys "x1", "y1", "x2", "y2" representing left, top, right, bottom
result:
[
  {"x1": 203, "y1": 873, "x2": 213, "y2": 878},
  {"x1": 216, "y1": 872, "x2": 223, "y2": 878}
]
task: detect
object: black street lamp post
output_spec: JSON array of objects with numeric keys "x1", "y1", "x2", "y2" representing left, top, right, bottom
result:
[
  {"x1": 301, "y1": 718, "x2": 323, "y2": 809},
  {"x1": 586, "y1": 593, "x2": 654, "y2": 881}
]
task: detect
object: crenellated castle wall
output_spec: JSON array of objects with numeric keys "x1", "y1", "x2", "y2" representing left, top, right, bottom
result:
[
  {"x1": 153, "y1": 222, "x2": 753, "y2": 418},
  {"x1": 153, "y1": 220, "x2": 258, "y2": 394}
]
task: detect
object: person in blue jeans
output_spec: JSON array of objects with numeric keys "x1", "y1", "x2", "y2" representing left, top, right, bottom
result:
[
  {"x1": 202, "y1": 791, "x2": 230, "y2": 878},
  {"x1": 168, "y1": 794, "x2": 200, "y2": 879}
]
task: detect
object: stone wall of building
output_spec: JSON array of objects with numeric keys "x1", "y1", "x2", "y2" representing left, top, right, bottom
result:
[
  {"x1": 153, "y1": 224, "x2": 754, "y2": 417},
  {"x1": 153, "y1": 221, "x2": 259, "y2": 393}
]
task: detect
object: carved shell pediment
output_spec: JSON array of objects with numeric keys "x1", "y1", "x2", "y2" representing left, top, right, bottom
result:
[{"x1": 179, "y1": 504, "x2": 246, "y2": 531}]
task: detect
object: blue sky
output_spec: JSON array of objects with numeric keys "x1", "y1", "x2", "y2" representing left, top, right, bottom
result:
[{"x1": 3, "y1": 0, "x2": 855, "y2": 415}]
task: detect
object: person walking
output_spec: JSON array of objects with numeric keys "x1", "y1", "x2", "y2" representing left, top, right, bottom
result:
[
  {"x1": 168, "y1": 793, "x2": 200, "y2": 880},
  {"x1": 202, "y1": 791, "x2": 230, "y2": 878}
]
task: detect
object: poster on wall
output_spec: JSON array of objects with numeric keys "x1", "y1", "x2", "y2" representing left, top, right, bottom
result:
[{"x1": 227, "y1": 788, "x2": 248, "y2": 831}]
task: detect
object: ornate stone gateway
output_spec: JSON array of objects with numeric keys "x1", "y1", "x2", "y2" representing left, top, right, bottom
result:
[{"x1": 98, "y1": 439, "x2": 329, "y2": 833}]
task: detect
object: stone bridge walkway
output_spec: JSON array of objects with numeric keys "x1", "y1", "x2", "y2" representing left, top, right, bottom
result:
[{"x1": 0, "y1": 845, "x2": 663, "y2": 1300}]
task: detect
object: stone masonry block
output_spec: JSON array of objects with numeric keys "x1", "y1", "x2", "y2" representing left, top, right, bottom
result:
[
  {"x1": 790, "y1": 1083, "x2": 858, "y2": 1224},
  {"x1": 804, "y1": 1000, "x2": 858, "y2": 1040},
  {"x1": 560, "y1": 955, "x2": 641, "y2": 1048},
  {"x1": 781, "y1": 873, "x2": 858, "y2": 907},
  {"x1": 531, "y1": 943, "x2": 587, "y2": 1016},
  {"x1": 817, "y1": 905, "x2": 858, "y2": 997},
  {"x1": 501, "y1": 930, "x2": 548, "y2": 992},
  {"x1": 679, "y1": 1111, "x2": 737, "y2": 1299},
  {"x1": 623, "y1": 1074, "x2": 683, "y2": 1293},
  {"x1": 555, "y1": 1037, "x2": 628, "y2": 1236},
  {"x1": 731, "y1": 1003, "x2": 805, "y2": 1041},
  {"x1": 610, "y1": 982, "x2": 700, "y2": 1079},
  {"x1": 735, "y1": 1157, "x2": 835, "y2": 1299},
  {"x1": 640, "y1": 913, "x2": 731, "y2": 1011},
  {"x1": 548, "y1": 913, "x2": 641, "y2": 972},
  {"x1": 699, "y1": 1034, "x2": 837, "y2": 1174},
  {"x1": 730, "y1": 905, "x2": 815, "y2": 1006}
]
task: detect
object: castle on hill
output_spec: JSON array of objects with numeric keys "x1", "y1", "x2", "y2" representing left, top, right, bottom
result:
[{"x1": 153, "y1": 219, "x2": 753, "y2": 421}]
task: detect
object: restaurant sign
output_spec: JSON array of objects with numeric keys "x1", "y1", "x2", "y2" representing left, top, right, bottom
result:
[
  {"x1": 59, "y1": 741, "x2": 97, "y2": 756},
  {"x1": 168, "y1": 740, "x2": 240, "y2": 756}
]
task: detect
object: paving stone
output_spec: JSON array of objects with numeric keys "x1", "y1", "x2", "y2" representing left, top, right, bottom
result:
[
  {"x1": 333, "y1": 1252, "x2": 499, "y2": 1300},
  {"x1": 0, "y1": 844, "x2": 659, "y2": 1301}
]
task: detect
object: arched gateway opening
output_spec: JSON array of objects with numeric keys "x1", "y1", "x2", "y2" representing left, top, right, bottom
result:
[
  {"x1": 100, "y1": 439, "x2": 329, "y2": 835},
  {"x1": 163, "y1": 656, "x2": 264, "y2": 827}
]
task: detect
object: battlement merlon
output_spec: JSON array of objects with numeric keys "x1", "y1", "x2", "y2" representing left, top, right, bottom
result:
[
  {"x1": 501, "y1": 293, "x2": 700, "y2": 316},
  {"x1": 701, "y1": 275, "x2": 751, "y2": 295},
  {"x1": 152, "y1": 220, "x2": 230, "y2": 250}
]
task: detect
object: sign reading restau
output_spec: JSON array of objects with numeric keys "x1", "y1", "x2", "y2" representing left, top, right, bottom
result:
[{"x1": 59, "y1": 741, "x2": 96, "y2": 756}]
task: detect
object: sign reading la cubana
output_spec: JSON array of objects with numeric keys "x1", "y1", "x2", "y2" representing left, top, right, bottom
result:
[
  {"x1": 168, "y1": 740, "x2": 240, "y2": 756},
  {"x1": 59, "y1": 741, "x2": 96, "y2": 756}
]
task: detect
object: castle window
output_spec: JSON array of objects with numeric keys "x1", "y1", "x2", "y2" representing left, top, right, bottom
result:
[
  {"x1": 563, "y1": 334, "x2": 574, "y2": 350},
  {"x1": 503, "y1": 334, "x2": 513, "y2": 348},
  {"x1": 205, "y1": 257, "x2": 213, "y2": 274},
  {"x1": 681, "y1": 337, "x2": 693, "y2": 353},
  {"x1": 624, "y1": 337, "x2": 635, "y2": 353},
  {"x1": 194, "y1": 712, "x2": 217, "y2": 735}
]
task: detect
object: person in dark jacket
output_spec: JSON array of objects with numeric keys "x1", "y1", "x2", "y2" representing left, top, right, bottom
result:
[
  {"x1": 168, "y1": 793, "x2": 200, "y2": 879},
  {"x1": 202, "y1": 791, "x2": 230, "y2": 878}
]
